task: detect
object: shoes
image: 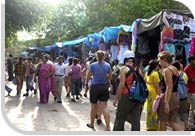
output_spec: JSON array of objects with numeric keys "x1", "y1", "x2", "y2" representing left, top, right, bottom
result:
[
  {"x1": 96, "y1": 119, "x2": 102, "y2": 125},
  {"x1": 71, "y1": 99, "x2": 76, "y2": 102},
  {"x1": 76, "y1": 96, "x2": 79, "y2": 100},
  {"x1": 57, "y1": 100, "x2": 62, "y2": 103},
  {"x1": 23, "y1": 93, "x2": 29, "y2": 97},
  {"x1": 86, "y1": 124, "x2": 94, "y2": 129}
]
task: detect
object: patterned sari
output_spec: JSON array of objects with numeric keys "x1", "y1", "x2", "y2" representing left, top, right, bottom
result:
[{"x1": 38, "y1": 63, "x2": 52, "y2": 103}]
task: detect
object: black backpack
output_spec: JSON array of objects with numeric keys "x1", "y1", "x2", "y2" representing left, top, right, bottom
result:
[{"x1": 125, "y1": 66, "x2": 149, "y2": 103}]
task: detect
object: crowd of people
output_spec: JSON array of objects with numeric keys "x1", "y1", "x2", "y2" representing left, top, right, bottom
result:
[{"x1": 5, "y1": 50, "x2": 195, "y2": 131}]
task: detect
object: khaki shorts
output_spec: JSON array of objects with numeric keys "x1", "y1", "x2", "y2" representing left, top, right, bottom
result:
[{"x1": 157, "y1": 93, "x2": 179, "y2": 122}]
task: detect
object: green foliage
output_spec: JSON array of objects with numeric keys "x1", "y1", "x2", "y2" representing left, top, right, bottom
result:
[{"x1": 5, "y1": 0, "x2": 189, "y2": 51}]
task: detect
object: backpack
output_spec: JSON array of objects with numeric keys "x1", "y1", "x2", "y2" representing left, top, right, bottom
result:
[
  {"x1": 125, "y1": 66, "x2": 149, "y2": 103},
  {"x1": 177, "y1": 72, "x2": 188, "y2": 100}
]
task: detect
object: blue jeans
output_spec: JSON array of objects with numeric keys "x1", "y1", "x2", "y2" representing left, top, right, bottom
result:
[{"x1": 26, "y1": 76, "x2": 33, "y2": 92}]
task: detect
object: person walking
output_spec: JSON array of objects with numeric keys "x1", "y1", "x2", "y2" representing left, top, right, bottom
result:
[
  {"x1": 7, "y1": 54, "x2": 14, "y2": 81},
  {"x1": 173, "y1": 61, "x2": 189, "y2": 130},
  {"x1": 14, "y1": 57, "x2": 26, "y2": 96},
  {"x1": 113, "y1": 50, "x2": 143, "y2": 131},
  {"x1": 23, "y1": 57, "x2": 36, "y2": 96},
  {"x1": 69, "y1": 58, "x2": 82, "y2": 101},
  {"x1": 184, "y1": 55, "x2": 195, "y2": 129},
  {"x1": 86, "y1": 50, "x2": 112, "y2": 131},
  {"x1": 111, "y1": 59, "x2": 120, "y2": 95},
  {"x1": 144, "y1": 60, "x2": 161, "y2": 131},
  {"x1": 23, "y1": 58, "x2": 35, "y2": 96},
  {"x1": 157, "y1": 51, "x2": 182, "y2": 131},
  {"x1": 37, "y1": 55, "x2": 53, "y2": 104},
  {"x1": 64, "y1": 58, "x2": 73, "y2": 97},
  {"x1": 54, "y1": 56, "x2": 66, "y2": 103}
]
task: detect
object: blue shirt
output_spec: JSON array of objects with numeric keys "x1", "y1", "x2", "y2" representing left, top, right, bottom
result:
[{"x1": 89, "y1": 61, "x2": 111, "y2": 85}]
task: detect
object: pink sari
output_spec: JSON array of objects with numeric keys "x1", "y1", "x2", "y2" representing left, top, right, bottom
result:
[{"x1": 38, "y1": 63, "x2": 52, "y2": 103}]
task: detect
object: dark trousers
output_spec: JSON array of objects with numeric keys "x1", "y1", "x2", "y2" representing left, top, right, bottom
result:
[
  {"x1": 8, "y1": 67, "x2": 13, "y2": 81},
  {"x1": 112, "y1": 74, "x2": 119, "y2": 94},
  {"x1": 113, "y1": 94, "x2": 143, "y2": 131},
  {"x1": 71, "y1": 78, "x2": 81, "y2": 96}
]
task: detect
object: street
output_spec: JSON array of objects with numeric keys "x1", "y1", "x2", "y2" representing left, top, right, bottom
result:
[{"x1": 4, "y1": 81, "x2": 147, "y2": 132}]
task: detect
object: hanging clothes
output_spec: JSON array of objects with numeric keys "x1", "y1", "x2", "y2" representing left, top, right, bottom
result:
[
  {"x1": 110, "y1": 45, "x2": 118, "y2": 62},
  {"x1": 175, "y1": 45, "x2": 186, "y2": 66},
  {"x1": 184, "y1": 43, "x2": 190, "y2": 65},
  {"x1": 164, "y1": 43, "x2": 176, "y2": 55},
  {"x1": 160, "y1": 26, "x2": 174, "y2": 51},
  {"x1": 117, "y1": 45, "x2": 129, "y2": 64},
  {"x1": 136, "y1": 34, "x2": 150, "y2": 55},
  {"x1": 189, "y1": 37, "x2": 195, "y2": 56}
]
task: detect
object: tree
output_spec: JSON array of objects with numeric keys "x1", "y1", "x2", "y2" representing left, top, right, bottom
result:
[{"x1": 5, "y1": 0, "x2": 189, "y2": 50}]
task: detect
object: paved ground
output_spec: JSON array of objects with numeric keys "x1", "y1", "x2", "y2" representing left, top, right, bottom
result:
[
  {"x1": 4, "y1": 80, "x2": 186, "y2": 132},
  {"x1": 4, "y1": 80, "x2": 147, "y2": 132}
]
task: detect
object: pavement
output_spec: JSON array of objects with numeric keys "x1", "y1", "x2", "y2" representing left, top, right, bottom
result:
[{"x1": 3, "y1": 80, "x2": 185, "y2": 132}]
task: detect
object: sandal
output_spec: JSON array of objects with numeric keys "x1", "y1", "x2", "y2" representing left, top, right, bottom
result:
[{"x1": 87, "y1": 123, "x2": 94, "y2": 129}]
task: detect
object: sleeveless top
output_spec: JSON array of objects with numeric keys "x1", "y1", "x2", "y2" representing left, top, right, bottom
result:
[
  {"x1": 160, "y1": 68, "x2": 179, "y2": 94},
  {"x1": 121, "y1": 65, "x2": 136, "y2": 94}
]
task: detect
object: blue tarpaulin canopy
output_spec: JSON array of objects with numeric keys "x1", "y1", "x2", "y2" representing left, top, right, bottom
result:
[
  {"x1": 85, "y1": 33, "x2": 100, "y2": 48},
  {"x1": 62, "y1": 37, "x2": 87, "y2": 47},
  {"x1": 100, "y1": 24, "x2": 132, "y2": 43},
  {"x1": 28, "y1": 46, "x2": 45, "y2": 52},
  {"x1": 20, "y1": 51, "x2": 29, "y2": 55},
  {"x1": 43, "y1": 43, "x2": 59, "y2": 52}
]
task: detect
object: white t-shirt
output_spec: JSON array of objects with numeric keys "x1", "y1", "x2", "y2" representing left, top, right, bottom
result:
[{"x1": 54, "y1": 63, "x2": 66, "y2": 76}]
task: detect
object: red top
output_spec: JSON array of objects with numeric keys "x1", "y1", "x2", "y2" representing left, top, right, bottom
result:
[
  {"x1": 121, "y1": 68, "x2": 134, "y2": 94},
  {"x1": 184, "y1": 64, "x2": 195, "y2": 93}
]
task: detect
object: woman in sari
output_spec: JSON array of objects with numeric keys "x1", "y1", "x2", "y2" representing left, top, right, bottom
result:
[{"x1": 37, "y1": 55, "x2": 53, "y2": 104}]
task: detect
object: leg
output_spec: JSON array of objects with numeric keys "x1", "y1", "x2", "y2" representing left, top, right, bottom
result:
[
  {"x1": 54, "y1": 77, "x2": 59, "y2": 100},
  {"x1": 57, "y1": 77, "x2": 63, "y2": 102},
  {"x1": 130, "y1": 103, "x2": 142, "y2": 131},
  {"x1": 113, "y1": 95, "x2": 132, "y2": 131},
  {"x1": 169, "y1": 121, "x2": 183, "y2": 131},
  {"x1": 89, "y1": 103, "x2": 98, "y2": 127},
  {"x1": 70, "y1": 79, "x2": 76, "y2": 100},
  {"x1": 159, "y1": 121, "x2": 167, "y2": 131},
  {"x1": 188, "y1": 94, "x2": 195, "y2": 126},
  {"x1": 99, "y1": 101, "x2": 110, "y2": 131},
  {"x1": 96, "y1": 102, "x2": 102, "y2": 124}
]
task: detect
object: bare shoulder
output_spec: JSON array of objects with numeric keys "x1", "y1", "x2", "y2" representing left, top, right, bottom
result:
[{"x1": 120, "y1": 65, "x2": 129, "y2": 74}]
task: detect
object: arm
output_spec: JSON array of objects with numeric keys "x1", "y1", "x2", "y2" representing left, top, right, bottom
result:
[
  {"x1": 107, "y1": 71, "x2": 112, "y2": 87},
  {"x1": 113, "y1": 66, "x2": 127, "y2": 107},
  {"x1": 164, "y1": 69, "x2": 173, "y2": 114}
]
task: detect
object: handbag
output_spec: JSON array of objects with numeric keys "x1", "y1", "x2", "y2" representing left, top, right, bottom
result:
[{"x1": 152, "y1": 95, "x2": 161, "y2": 112}]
